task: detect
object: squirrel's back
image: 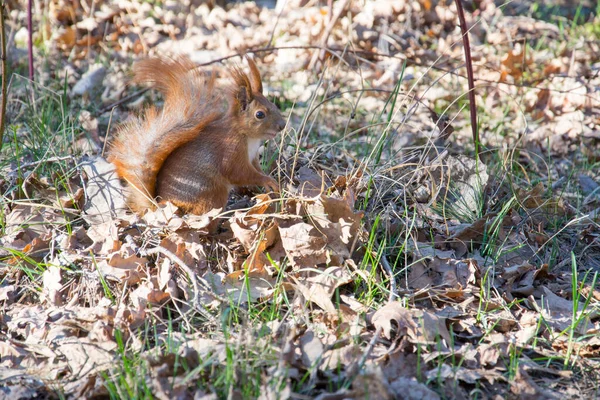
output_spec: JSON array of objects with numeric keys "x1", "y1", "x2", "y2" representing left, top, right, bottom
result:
[{"x1": 108, "y1": 57, "x2": 221, "y2": 213}]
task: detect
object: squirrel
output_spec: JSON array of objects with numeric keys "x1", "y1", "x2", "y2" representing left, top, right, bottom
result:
[{"x1": 108, "y1": 55, "x2": 286, "y2": 215}]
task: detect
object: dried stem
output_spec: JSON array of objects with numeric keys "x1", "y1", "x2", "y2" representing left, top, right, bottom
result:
[
  {"x1": 95, "y1": 88, "x2": 149, "y2": 116},
  {"x1": 0, "y1": 1, "x2": 6, "y2": 151},
  {"x1": 27, "y1": 0, "x2": 33, "y2": 81},
  {"x1": 454, "y1": 0, "x2": 479, "y2": 158},
  {"x1": 308, "y1": 0, "x2": 349, "y2": 71},
  {"x1": 380, "y1": 252, "x2": 397, "y2": 302}
]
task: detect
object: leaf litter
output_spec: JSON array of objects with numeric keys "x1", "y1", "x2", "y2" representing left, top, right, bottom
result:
[{"x1": 2, "y1": 0, "x2": 600, "y2": 398}]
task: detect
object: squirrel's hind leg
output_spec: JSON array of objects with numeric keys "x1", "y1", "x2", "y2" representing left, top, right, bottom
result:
[{"x1": 169, "y1": 186, "x2": 229, "y2": 215}]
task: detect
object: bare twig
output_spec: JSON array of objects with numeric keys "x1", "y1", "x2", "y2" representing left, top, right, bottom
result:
[
  {"x1": 454, "y1": 0, "x2": 479, "y2": 158},
  {"x1": 342, "y1": 327, "x2": 382, "y2": 388},
  {"x1": 265, "y1": 0, "x2": 286, "y2": 49},
  {"x1": 358, "y1": 326, "x2": 381, "y2": 367},
  {"x1": 101, "y1": 107, "x2": 115, "y2": 157},
  {"x1": 0, "y1": 1, "x2": 7, "y2": 151},
  {"x1": 99, "y1": 45, "x2": 591, "y2": 119},
  {"x1": 367, "y1": 230, "x2": 397, "y2": 302},
  {"x1": 379, "y1": 252, "x2": 397, "y2": 302},
  {"x1": 9, "y1": 155, "x2": 75, "y2": 171},
  {"x1": 95, "y1": 88, "x2": 149, "y2": 116},
  {"x1": 308, "y1": 0, "x2": 350, "y2": 71},
  {"x1": 27, "y1": 0, "x2": 33, "y2": 81},
  {"x1": 197, "y1": 46, "x2": 589, "y2": 100}
]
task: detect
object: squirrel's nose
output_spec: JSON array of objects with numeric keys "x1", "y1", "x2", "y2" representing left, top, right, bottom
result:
[{"x1": 278, "y1": 121, "x2": 286, "y2": 131}]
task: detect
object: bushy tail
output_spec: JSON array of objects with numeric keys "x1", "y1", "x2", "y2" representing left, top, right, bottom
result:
[{"x1": 108, "y1": 56, "x2": 221, "y2": 213}]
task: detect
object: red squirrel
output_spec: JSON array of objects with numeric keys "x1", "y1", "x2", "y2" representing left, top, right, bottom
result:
[{"x1": 108, "y1": 55, "x2": 286, "y2": 215}]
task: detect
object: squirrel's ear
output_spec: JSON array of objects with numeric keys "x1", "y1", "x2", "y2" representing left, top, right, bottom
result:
[
  {"x1": 236, "y1": 85, "x2": 250, "y2": 111},
  {"x1": 245, "y1": 55, "x2": 263, "y2": 94},
  {"x1": 230, "y1": 63, "x2": 254, "y2": 111}
]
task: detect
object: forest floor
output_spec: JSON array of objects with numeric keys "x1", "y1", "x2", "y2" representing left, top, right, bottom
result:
[{"x1": 1, "y1": 0, "x2": 600, "y2": 399}]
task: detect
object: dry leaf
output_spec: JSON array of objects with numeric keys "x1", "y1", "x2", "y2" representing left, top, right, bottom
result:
[
  {"x1": 294, "y1": 267, "x2": 352, "y2": 315},
  {"x1": 55, "y1": 338, "x2": 116, "y2": 378},
  {"x1": 372, "y1": 302, "x2": 417, "y2": 340},
  {"x1": 42, "y1": 266, "x2": 63, "y2": 306},
  {"x1": 99, "y1": 253, "x2": 147, "y2": 284},
  {"x1": 81, "y1": 156, "x2": 129, "y2": 225},
  {"x1": 299, "y1": 330, "x2": 324, "y2": 368},
  {"x1": 279, "y1": 222, "x2": 328, "y2": 268},
  {"x1": 388, "y1": 377, "x2": 441, "y2": 400}
]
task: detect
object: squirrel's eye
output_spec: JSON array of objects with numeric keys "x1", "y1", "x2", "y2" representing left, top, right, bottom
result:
[{"x1": 255, "y1": 110, "x2": 266, "y2": 120}]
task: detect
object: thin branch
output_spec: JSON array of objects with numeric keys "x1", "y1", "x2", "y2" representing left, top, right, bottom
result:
[
  {"x1": 264, "y1": 0, "x2": 286, "y2": 49},
  {"x1": 342, "y1": 327, "x2": 382, "y2": 389},
  {"x1": 455, "y1": 0, "x2": 479, "y2": 158},
  {"x1": 192, "y1": 46, "x2": 590, "y2": 100},
  {"x1": 27, "y1": 0, "x2": 33, "y2": 81},
  {"x1": 380, "y1": 252, "x2": 397, "y2": 302},
  {"x1": 95, "y1": 88, "x2": 149, "y2": 116},
  {"x1": 0, "y1": 1, "x2": 6, "y2": 151},
  {"x1": 308, "y1": 0, "x2": 350, "y2": 71},
  {"x1": 7, "y1": 155, "x2": 74, "y2": 171},
  {"x1": 97, "y1": 43, "x2": 591, "y2": 120}
]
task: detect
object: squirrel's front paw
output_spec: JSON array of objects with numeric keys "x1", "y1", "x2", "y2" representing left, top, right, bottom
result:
[{"x1": 263, "y1": 177, "x2": 279, "y2": 193}]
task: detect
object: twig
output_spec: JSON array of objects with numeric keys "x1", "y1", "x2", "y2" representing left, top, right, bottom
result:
[
  {"x1": 380, "y1": 252, "x2": 397, "y2": 302},
  {"x1": 9, "y1": 155, "x2": 74, "y2": 171},
  {"x1": 264, "y1": 0, "x2": 286, "y2": 49},
  {"x1": 212, "y1": 46, "x2": 591, "y2": 100},
  {"x1": 27, "y1": 0, "x2": 33, "y2": 81},
  {"x1": 308, "y1": 0, "x2": 350, "y2": 71},
  {"x1": 98, "y1": 46, "x2": 591, "y2": 119},
  {"x1": 358, "y1": 326, "x2": 381, "y2": 367},
  {"x1": 454, "y1": 0, "x2": 479, "y2": 158},
  {"x1": 372, "y1": 237, "x2": 397, "y2": 302},
  {"x1": 95, "y1": 88, "x2": 149, "y2": 116},
  {"x1": 101, "y1": 107, "x2": 115, "y2": 157},
  {"x1": 0, "y1": 1, "x2": 7, "y2": 151},
  {"x1": 342, "y1": 327, "x2": 381, "y2": 389}
]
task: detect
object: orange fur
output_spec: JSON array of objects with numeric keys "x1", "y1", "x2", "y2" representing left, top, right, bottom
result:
[{"x1": 108, "y1": 55, "x2": 286, "y2": 215}]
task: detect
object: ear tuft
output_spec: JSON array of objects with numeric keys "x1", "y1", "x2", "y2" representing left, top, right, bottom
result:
[
  {"x1": 229, "y1": 61, "x2": 254, "y2": 111},
  {"x1": 245, "y1": 55, "x2": 263, "y2": 94},
  {"x1": 237, "y1": 85, "x2": 250, "y2": 111}
]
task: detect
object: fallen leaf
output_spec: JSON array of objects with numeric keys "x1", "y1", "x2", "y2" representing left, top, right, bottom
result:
[
  {"x1": 299, "y1": 330, "x2": 324, "y2": 368},
  {"x1": 54, "y1": 338, "x2": 116, "y2": 379},
  {"x1": 42, "y1": 266, "x2": 63, "y2": 306},
  {"x1": 278, "y1": 221, "x2": 328, "y2": 268},
  {"x1": 81, "y1": 156, "x2": 130, "y2": 225},
  {"x1": 99, "y1": 252, "x2": 147, "y2": 284},
  {"x1": 294, "y1": 266, "x2": 352, "y2": 315},
  {"x1": 371, "y1": 302, "x2": 417, "y2": 340},
  {"x1": 388, "y1": 377, "x2": 441, "y2": 400}
]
